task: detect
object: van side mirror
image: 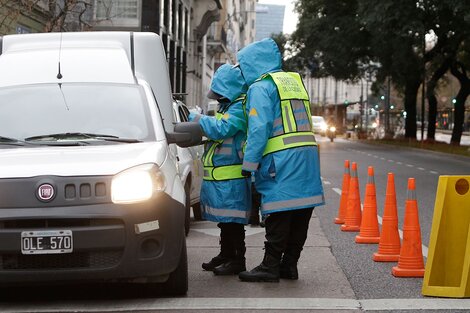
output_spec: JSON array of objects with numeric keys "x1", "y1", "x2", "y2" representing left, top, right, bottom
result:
[{"x1": 167, "y1": 122, "x2": 203, "y2": 147}]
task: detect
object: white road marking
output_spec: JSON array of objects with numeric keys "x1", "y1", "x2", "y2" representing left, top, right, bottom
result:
[
  {"x1": 406, "y1": 164, "x2": 414, "y2": 167},
  {"x1": 323, "y1": 181, "x2": 331, "y2": 185},
  {"x1": 380, "y1": 157, "x2": 385, "y2": 160},
  {"x1": 418, "y1": 167, "x2": 425, "y2": 171},
  {"x1": 388, "y1": 159, "x2": 394, "y2": 162},
  {"x1": 430, "y1": 170, "x2": 438, "y2": 174},
  {"x1": 333, "y1": 188, "x2": 342, "y2": 195},
  {"x1": 396, "y1": 161, "x2": 402, "y2": 165},
  {"x1": 2, "y1": 297, "x2": 470, "y2": 312},
  {"x1": 360, "y1": 298, "x2": 470, "y2": 311}
]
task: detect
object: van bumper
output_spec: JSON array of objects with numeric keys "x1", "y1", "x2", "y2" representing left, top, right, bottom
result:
[{"x1": 0, "y1": 193, "x2": 185, "y2": 285}]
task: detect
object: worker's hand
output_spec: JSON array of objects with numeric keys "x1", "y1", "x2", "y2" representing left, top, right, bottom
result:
[{"x1": 241, "y1": 170, "x2": 252, "y2": 178}]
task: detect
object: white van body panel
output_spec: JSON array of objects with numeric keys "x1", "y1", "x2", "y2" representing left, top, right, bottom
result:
[
  {"x1": 0, "y1": 142, "x2": 167, "y2": 178},
  {"x1": 1, "y1": 32, "x2": 175, "y2": 133}
]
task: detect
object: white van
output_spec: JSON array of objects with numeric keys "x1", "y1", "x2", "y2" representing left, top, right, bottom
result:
[
  {"x1": 0, "y1": 32, "x2": 201, "y2": 295},
  {"x1": 172, "y1": 98, "x2": 204, "y2": 235}
]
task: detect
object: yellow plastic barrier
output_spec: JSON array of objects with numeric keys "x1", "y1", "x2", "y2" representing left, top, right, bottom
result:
[{"x1": 422, "y1": 176, "x2": 470, "y2": 298}]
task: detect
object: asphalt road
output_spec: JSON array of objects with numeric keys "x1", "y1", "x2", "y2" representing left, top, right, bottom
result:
[
  {"x1": 1, "y1": 136, "x2": 470, "y2": 312},
  {"x1": 316, "y1": 136, "x2": 470, "y2": 301}
]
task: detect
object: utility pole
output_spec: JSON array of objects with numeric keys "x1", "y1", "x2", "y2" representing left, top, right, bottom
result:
[
  {"x1": 386, "y1": 77, "x2": 391, "y2": 137},
  {"x1": 359, "y1": 78, "x2": 367, "y2": 130}
]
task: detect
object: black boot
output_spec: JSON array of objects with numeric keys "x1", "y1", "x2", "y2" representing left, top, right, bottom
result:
[
  {"x1": 202, "y1": 224, "x2": 233, "y2": 271},
  {"x1": 213, "y1": 259, "x2": 246, "y2": 275},
  {"x1": 202, "y1": 253, "x2": 229, "y2": 271},
  {"x1": 280, "y1": 254, "x2": 298, "y2": 280},
  {"x1": 214, "y1": 224, "x2": 246, "y2": 275},
  {"x1": 238, "y1": 253, "x2": 280, "y2": 282}
]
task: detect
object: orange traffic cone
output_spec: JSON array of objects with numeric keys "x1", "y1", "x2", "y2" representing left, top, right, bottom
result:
[
  {"x1": 392, "y1": 178, "x2": 425, "y2": 277},
  {"x1": 335, "y1": 160, "x2": 350, "y2": 224},
  {"x1": 355, "y1": 166, "x2": 380, "y2": 243},
  {"x1": 373, "y1": 173, "x2": 400, "y2": 261},
  {"x1": 341, "y1": 162, "x2": 361, "y2": 232}
]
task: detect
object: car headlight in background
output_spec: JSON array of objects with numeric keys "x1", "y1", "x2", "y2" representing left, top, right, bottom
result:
[
  {"x1": 320, "y1": 123, "x2": 328, "y2": 131},
  {"x1": 371, "y1": 122, "x2": 378, "y2": 128},
  {"x1": 329, "y1": 126, "x2": 336, "y2": 132},
  {"x1": 111, "y1": 163, "x2": 166, "y2": 204}
]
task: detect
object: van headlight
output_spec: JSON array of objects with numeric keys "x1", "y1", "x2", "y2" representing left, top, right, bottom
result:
[{"x1": 111, "y1": 164, "x2": 166, "y2": 204}]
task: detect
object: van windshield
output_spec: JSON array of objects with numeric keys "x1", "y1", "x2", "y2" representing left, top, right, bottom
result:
[{"x1": 0, "y1": 83, "x2": 155, "y2": 144}]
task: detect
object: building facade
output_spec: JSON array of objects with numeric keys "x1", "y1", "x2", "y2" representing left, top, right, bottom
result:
[
  {"x1": 90, "y1": 0, "x2": 256, "y2": 111},
  {"x1": 0, "y1": 0, "x2": 256, "y2": 112}
]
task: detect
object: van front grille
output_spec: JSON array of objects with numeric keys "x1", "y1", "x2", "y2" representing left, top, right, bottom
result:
[{"x1": 1, "y1": 250, "x2": 122, "y2": 270}]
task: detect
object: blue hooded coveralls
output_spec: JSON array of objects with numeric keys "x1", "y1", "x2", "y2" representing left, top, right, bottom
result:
[
  {"x1": 189, "y1": 64, "x2": 251, "y2": 224},
  {"x1": 236, "y1": 38, "x2": 325, "y2": 278},
  {"x1": 189, "y1": 64, "x2": 251, "y2": 272}
]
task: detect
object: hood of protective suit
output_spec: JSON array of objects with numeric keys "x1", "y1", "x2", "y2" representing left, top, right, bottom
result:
[
  {"x1": 210, "y1": 63, "x2": 247, "y2": 102},
  {"x1": 237, "y1": 38, "x2": 282, "y2": 86}
]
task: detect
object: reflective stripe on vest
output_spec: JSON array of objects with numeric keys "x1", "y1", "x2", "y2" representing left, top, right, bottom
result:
[
  {"x1": 258, "y1": 72, "x2": 316, "y2": 155},
  {"x1": 202, "y1": 95, "x2": 246, "y2": 181},
  {"x1": 203, "y1": 164, "x2": 244, "y2": 181},
  {"x1": 263, "y1": 131, "x2": 317, "y2": 156}
]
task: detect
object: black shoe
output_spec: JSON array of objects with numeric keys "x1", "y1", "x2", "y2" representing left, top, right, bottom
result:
[
  {"x1": 213, "y1": 260, "x2": 246, "y2": 275},
  {"x1": 280, "y1": 263, "x2": 298, "y2": 280},
  {"x1": 202, "y1": 254, "x2": 228, "y2": 271},
  {"x1": 238, "y1": 263, "x2": 280, "y2": 282}
]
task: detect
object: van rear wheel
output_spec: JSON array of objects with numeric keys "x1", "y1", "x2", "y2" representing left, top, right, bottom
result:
[
  {"x1": 192, "y1": 202, "x2": 202, "y2": 221},
  {"x1": 184, "y1": 182, "x2": 191, "y2": 236}
]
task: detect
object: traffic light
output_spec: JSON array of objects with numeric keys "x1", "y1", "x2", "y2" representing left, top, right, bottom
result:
[
  {"x1": 344, "y1": 99, "x2": 349, "y2": 105},
  {"x1": 380, "y1": 95, "x2": 385, "y2": 100}
]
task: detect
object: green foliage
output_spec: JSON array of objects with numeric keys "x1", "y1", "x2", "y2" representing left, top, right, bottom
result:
[{"x1": 292, "y1": 0, "x2": 470, "y2": 141}]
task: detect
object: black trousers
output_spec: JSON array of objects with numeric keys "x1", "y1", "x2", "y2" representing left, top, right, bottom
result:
[
  {"x1": 217, "y1": 222, "x2": 245, "y2": 258},
  {"x1": 264, "y1": 207, "x2": 314, "y2": 262}
]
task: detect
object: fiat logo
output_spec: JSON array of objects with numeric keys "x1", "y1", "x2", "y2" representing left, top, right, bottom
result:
[{"x1": 37, "y1": 184, "x2": 55, "y2": 202}]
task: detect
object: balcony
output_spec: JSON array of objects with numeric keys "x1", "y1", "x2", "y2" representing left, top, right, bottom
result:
[{"x1": 206, "y1": 22, "x2": 227, "y2": 55}]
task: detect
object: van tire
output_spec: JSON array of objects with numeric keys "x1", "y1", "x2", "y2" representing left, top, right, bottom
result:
[
  {"x1": 192, "y1": 202, "x2": 202, "y2": 221},
  {"x1": 184, "y1": 182, "x2": 191, "y2": 236},
  {"x1": 160, "y1": 236, "x2": 188, "y2": 296}
]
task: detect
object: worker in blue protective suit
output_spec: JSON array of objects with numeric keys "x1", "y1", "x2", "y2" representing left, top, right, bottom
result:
[
  {"x1": 236, "y1": 38, "x2": 325, "y2": 282},
  {"x1": 189, "y1": 63, "x2": 251, "y2": 275}
]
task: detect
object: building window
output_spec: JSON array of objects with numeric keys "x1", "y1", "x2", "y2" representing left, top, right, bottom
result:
[{"x1": 94, "y1": 0, "x2": 140, "y2": 28}]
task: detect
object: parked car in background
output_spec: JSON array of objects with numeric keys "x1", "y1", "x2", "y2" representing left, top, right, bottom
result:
[
  {"x1": 311, "y1": 115, "x2": 328, "y2": 136},
  {"x1": 173, "y1": 99, "x2": 204, "y2": 235}
]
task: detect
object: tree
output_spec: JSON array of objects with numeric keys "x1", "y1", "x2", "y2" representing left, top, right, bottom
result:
[
  {"x1": 292, "y1": 0, "x2": 369, "y2": 81},
  {"x1": 292, "y1": 0, "x2": 470, "y2": 141},
  {"x1": 0, "y1": 0, "x2": 93, "y2": 34},
  {"x1": 423, "y1": 0, "x2": 470, "y2": 144}
]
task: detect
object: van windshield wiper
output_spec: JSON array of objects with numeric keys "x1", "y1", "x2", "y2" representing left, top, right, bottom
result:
[{"x1": 24, "y1": 132, "x2": 142, "y2": 143}]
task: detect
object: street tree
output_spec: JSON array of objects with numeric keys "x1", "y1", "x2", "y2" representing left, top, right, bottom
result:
[
  {"x1": 0, "y1": 1, "x2": 94, "y2": 34},
  {"x1": 292, "y1": 0, "x2": 369, "y2": 81},
  {"x1": 292, "y1": 0, "x2": 470, "y2": 141},
  {"x1": 423, "y1": 0, "x2": 470, "y2": 145}
]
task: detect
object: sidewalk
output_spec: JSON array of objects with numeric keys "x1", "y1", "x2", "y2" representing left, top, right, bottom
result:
[{"x1": 187, "y1": 212, "x2": 356, "y2": 300}]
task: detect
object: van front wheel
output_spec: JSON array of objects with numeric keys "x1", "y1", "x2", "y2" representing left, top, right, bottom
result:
[{"x1": 159, "y1": 236, "x2": 188, "y2": 296}]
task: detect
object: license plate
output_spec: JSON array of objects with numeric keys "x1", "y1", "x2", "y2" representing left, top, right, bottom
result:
[{"x1": 21, "y1": 230, "x2": 73, "y2": 255}]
